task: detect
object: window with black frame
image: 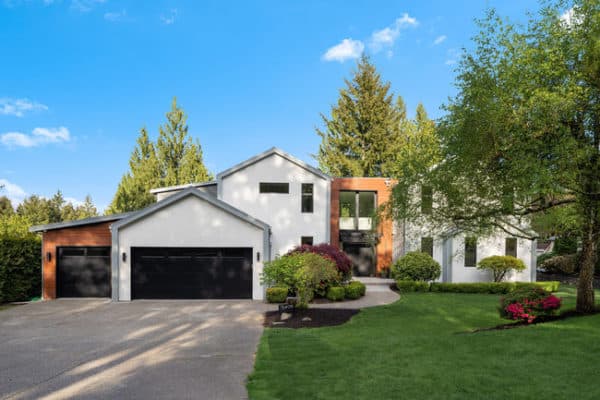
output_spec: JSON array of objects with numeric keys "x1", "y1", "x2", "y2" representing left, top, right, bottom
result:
[
  {"x1": 301, "y1": 183, "x2": 313, "y2": 213},
  {"x1": 505, "y1": 237, "x2": 517, "y2": 257},
  {"x1": 464, "y1": 237, "x2": 477, "y2": 267},
  {"x1": 421, "y1": 237, "x2": 434, "y2": 257},
  {"x1": 259, "y1": 182, "x2": 289, "y2": 193}
]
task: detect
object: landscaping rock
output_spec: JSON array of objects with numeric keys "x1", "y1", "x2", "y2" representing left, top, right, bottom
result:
[
  {"x1": 280, "y1": 312, "x2": 292, "y2": 321},
  {"x1": 301, "y1": 317, "x2": 312, "y2": 322},
  {"x1": 272, "y1": 321, "x2": 286, "y2": 326}
]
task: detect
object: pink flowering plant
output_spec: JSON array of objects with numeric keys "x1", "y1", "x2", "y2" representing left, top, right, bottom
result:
[{"x1": 499, "y1": 287, "x2": 562, "y2": 323}]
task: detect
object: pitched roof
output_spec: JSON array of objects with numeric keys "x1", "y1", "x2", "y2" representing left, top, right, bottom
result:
[
  {"x1": 216, "y1": 147, "x2": 330, "y2": 181},
  {"x1": 29, "y1": 211, "x2": 137, "y2": 233},
  {"x1": 149, "y1": 180, "x2": 217, "y2": 194}
]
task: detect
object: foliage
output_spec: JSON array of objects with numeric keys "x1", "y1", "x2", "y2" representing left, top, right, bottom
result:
[
  {"x1": 428, "y1": 281, "x2": 560, "y2": 294},
  {"x1": 261, "y1": 253, "x2": 305, "y2": 289},
  {"x1": 108, "y1": 97, "x2": 212, "y2": 213},
  {"x1": 477, "y1": 255, "x2": 526, "y2": 282},
  {"x1": 391, "y1": 251, "x2": 441, "y2": 281},
  {"x1": 537, "y1": 251, "x2": 556, "y2": 267},
  {"x1": 389, "y1": 0, "x2": 600, "y2": 312},
  {"x1": 540, "y1": 254, "x2": 578, "y2": 275},
  {"x1": 396, "y1": 280, "x2": 430, "y2": 293},
  {"x1": 15, "y1": 191, "x2": 98, "y2": 226},
  {"x1": 0, "y1": 196, "x2": 14, "y2": 217},
  {"x1": 316, "y1": 55, "x2": 437, "y2": 177},
  {"x1": 344, "y1": 281, "x2": 366, "y2": 299},
  {"x1": 347, "y1": 280, "x2": 366, "y2": 296},
  {"x1": 515, "y1": 281, "x2": 561, "y2": 292},
  {"x1": 287, "y1": 243, "x2": 353, "y2": 281},
  {"x1": 554, "y1": 236, "x2": 578, "y2": 255},
  {"x1": 530, "y1": 204, "x2": 580, "y2": 240},
  {"x1": 326, "y1": 286, "x2": 346, "y2": 301},
  {"x1": 266, "y1": 287, "x2": 289, "y2": 303},
  {"x1": 499, "y1": 288, "x2": 562, "y2": 323},
  {"x1": 294, "y1": 253, "x2": 340, "y2": 307}
]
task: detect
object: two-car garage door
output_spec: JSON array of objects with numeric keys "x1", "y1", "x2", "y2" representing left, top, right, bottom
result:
[{"x1": 131, "y1": 247, "x2": 253, "y2": 299}]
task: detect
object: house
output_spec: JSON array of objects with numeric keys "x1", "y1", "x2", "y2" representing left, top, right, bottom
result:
[{"x1": 30, "y1": 148, "x2": 536, "y2": 301}]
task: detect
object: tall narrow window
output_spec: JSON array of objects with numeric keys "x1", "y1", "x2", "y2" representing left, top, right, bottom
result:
[
  {"x1": 339, "y1": 191, "x2": 357, "y2": 230},
  {"x1": 421, "y1": 186, "x2": 433, "y2": 214},
  {"x1": 301, "y1": 184, "x2": 313, "y2": 213},
  {"x1": 505, "y1": 238, "x2": 517, "y2": 258},
  {"x1": 464, "y1": 237, "x2": 477, "y2": 267},
  {"x1": 259, "y1": 182, "x2": 289, "y2": 193},
  {"x1": 421, "y1": 237, "x2": 434, "y2": 257}
]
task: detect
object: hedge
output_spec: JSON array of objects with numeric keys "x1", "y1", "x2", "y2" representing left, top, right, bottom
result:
[
  {"x1": 345, "y1": 281, "x2": 366, "y2": 299},
  {"x1": 266, "y1": 287, "x2": 288, "y2": 303},
  {"x1": 326, "y1": 286, "x2": 345, "y2": 301},
  {"x1": 396, "y1": 280, "x2": 430, "y2": 292},
  {"x1": 395, "y1": 281, "x2": 560, "y2": 294},
  {"x1": 0, "y1": 236, "x2": 41, "y2": 303}
]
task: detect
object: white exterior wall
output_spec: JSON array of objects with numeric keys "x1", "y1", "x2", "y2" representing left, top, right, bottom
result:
[
  {"x1": 449, "y1": 234, "x2": 534, "y2": 283},
  {"x1": 403, "y1": 222, "x2": 445, "y2": 282},
  {"x1": 220, "y1": 153, "x2": 329, "y2": 258},
  {"x1": 116, "y1": 196, "x2": 266, "y2": 301}
]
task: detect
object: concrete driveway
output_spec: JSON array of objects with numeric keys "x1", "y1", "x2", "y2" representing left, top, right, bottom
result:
[{"x1": 0, "y1": 299, "x2": 270, "y2": 400}]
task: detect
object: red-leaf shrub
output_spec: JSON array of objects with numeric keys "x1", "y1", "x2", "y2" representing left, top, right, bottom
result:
[
  {"x1": 499, "y1": 287, "x2": 562, "y2": 324},
  {"x1": 287, "y1": 243, "x2": 352, "y2": 281}
]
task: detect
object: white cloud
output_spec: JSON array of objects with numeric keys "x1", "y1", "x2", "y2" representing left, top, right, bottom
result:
[
  {"x1": 0, "y1": 179, "x2": 27, "y2": 205},
  {"x1": 0, "y1": 98, "x2": 48, "y2": 117},
  {"x1": 70, "y1": 0, "x2": 106, "y2": 13},
  {"x1": 1, "y1": 126, "x2": 71, "y2": 148},
  {"x1": 560, "y1": 7, "x2": 582, "y2": 27},
  {"x1": 161, "y1": 8, "x2": 178, "y2": 25},
  {"x1": 65, "y1": 196, "x2": 84, "y2": 207},
  {"x1": 322, "y1": 38, "x2": 365, "y2": 62},
  {"x1": 433, "y1": 35, "x2": 447, "y2": 45},
  {"x1": 369, "y1": 13, "x2": 418, "y2": 52},
  {"x1": 445, "y1": 48, "x2": 461, "y2": 66},
  {"x1": 104, "y1": 9, "x2": 127, "y2": 22}
]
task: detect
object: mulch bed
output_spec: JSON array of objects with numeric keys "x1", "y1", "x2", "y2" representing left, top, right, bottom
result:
[
  {"x1": 537, "y1": 272, "x2": 600, "y2": 288},
  {"x1": 263, "y1": 308, "x2": 360, "y2": 329}
]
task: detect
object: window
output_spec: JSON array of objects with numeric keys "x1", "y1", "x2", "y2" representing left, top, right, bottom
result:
[
  {"x1": 464, "y1": 237, "x2": 477, "y2": 267},
  {"x1": 358, "y1": 192, "x2": 376, "y2": 230},
  {"x1": 259, "y1": 182, "x2": 289, "y2": 193},
  {"x1": 301, "y1": 236, "x2": 313, "y2": 246},
  {"x1": 301, "y1": 184, "x2": 313, "y2": 213},
  {"x1": 421, "y1": 237, "x2": 434, "y2": 257},
  {"x1": 421, "y1": 186, "x2": 433, "y2": 214},
  {"x1": 339, "y1": 191, "x2": 357, "y2": 230},
  {"x1": 505, "y1": 238, "x2": 517, "y2": 258},
  {"x1": 339, "y1": 191, "x2": 376, "y2": 231}
]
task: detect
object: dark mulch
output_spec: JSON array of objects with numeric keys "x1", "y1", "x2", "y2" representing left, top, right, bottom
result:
[
  {"x1": 465, "y1": 308, "x2": 600, "y2": 333},
  {"x1": 537, "y1": 272, "x2": 600, "y2": 288},
  {"x1": 263, "y1": 308, "x2": 360, "y2": 329}
]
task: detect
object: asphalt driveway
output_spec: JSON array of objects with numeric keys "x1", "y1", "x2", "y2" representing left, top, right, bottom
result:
[{"x1": 0, "y1": 299, "x2": 270, "y2": 400}]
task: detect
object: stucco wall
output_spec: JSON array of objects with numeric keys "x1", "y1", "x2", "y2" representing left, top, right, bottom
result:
[
  {"x1": 116, "y1": 196, "x2": 266, "y2": 300},
  {"x1": 220, "y1": 153, "x2": 329, "y2": 258}
]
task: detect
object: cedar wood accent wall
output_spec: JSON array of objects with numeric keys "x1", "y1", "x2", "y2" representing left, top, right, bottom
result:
[
  {"x1": 330, "y1": 178, "x2": 396, "y2": 272},
  {"x1": 41, "y1": 222, "x2": 113, "y2": 299}
]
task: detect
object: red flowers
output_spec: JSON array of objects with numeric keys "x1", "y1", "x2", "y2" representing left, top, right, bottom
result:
[{"x1": 500, "y1": 288, "x2": 561, "y2": 324}]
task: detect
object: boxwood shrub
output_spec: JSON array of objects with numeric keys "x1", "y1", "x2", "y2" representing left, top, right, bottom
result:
[
  {"x1": 515, "y1": 281, "x2": 560, "y2": 292},
  {"x1": 266, "y1": 287, "x2": 288, "y2": 303},
  {"x1": 345, "y1": 281, "x2": 366, "y2": 299},
  {"x1": 391, "y1": 251, "x2": 441, "y2": 282},
  {"x1": 326, "y1": 286, "x2": 345, "y2": 301},
  {"x1": 0, "y1": 236, "x2": 41, "y2": 303},
  {"x1": 428, "y1": 281, "x2": 560, "y2": 294},
  {"x1": 396, "y1": 280, "x2": 430, "y2": 292}
]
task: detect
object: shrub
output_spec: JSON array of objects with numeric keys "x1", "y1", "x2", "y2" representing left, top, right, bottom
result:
[
  {"x1": 499, "y1": 287, "x2": 562, "y2": 323},
  {"x1": 294, "y1": 253, "x2": 340, "y2": 307},
  {"x1": 540, "y1": 254, "x2": 578, "y2": 275},
  {"x1": 536, "y1": 251, "x2": 556, "y2": 267},
  {"x1": 326, "y1": 286, "x2": 345, "y2": 301},
  {"x1": 477, "y1": 255, "x2": 526, "y2": 282},
  {"x1": 515, "y1": 281, "x2": 560, "y2": 292},
  {"x1": 396, "y1": 280, "x2": 430, "y2": 292},
  {"x1": 391, "y1": 251, "x2": 441, "y2": 281},
  {"x1": 554, "y1": 236, "x2": 578, "y2": 255},
  {"x1": 343, "y1": 281, "x2": 366, "y2": 299},
  {"x1": 0, "y1": 236, "x2": 41, "y2": 303},
  {"x1": 288, "y1": 243, "x2": 353, "y2": 280},
  {"x1": 266, "y1": 287, "x2": 288, "y2": 303},
  {"x1": 261, "y1": 253, "x2": 305, "y2": 289},
  {"x1": 429, "y1": 282, "x2": 516, "y2": 294}
]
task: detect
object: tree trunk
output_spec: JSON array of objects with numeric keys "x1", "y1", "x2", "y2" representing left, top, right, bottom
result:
[{"x1": 576, "y1": 206, "x2": 599, "y2": 313}]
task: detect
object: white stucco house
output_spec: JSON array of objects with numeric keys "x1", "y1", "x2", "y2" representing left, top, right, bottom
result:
[{"x1": 31, "y1": 147, "x2": 536, "y2": 302}]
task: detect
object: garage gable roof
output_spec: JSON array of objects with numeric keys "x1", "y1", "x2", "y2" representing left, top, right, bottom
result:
[
  {"x1": 216, "y1": 147, "x2": 331, "y2": 181},
  {"x1": 149, "y1": 180, "x2": 217, "y2": 194},
  {"x1": 111, "y1": 187, "x2": 271, "y2": 232},
  {"x1": 29, "y1": 211, "x2": 137, "y2": 233}
]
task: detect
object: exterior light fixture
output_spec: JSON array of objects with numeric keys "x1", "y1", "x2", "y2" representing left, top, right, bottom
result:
[
  {"x1": 257, "y1": 252, "x2": 260, "y2": 262},
  {"x1": 46, "y1": 252, "x2": 52, "y2": 262},
  {"x1": 122, "y1": 252, "x2": 127, "y2": 262}
]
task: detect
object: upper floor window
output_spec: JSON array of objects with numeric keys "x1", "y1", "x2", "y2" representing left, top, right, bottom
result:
[
  {"x1": 421, "y1": 237, "x2": 434, "y2": 257},
  {"x1": 301, "y1": 184, "x2": 313, "y2": 213},
  {"x1": 339, "y1": 191, "x2": 376, "y2": 231},
  {"x1": 464, "y1": 236, "x2": 477, "y2": 267},
  {"x1": 421, "y1": 185, "x2": 433, "y2": 214},
  {"x1": 505, "y1": 237, "x2": 517, "y2": 258},
  {"x1": 259, "y1": 182, "x2": 289, "y2": 194}
]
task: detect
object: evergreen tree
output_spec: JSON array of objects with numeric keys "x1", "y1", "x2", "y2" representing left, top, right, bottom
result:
[
  {"x1": 0, "y1": 196, "x2": 14, "y2": 217},
  {"x1": 317, "y1": 55, "x2": 406, "y2": 177}
]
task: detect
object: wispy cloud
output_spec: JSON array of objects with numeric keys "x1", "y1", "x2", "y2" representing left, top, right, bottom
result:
[
  {"x1": 0, "y1": 98, "x2": 48, "y2": 117},
  {"x1": 445, "y1": 48, "x2": 461, "y2": 66},
  {"x1": 369, "y1": 13, "x2": 418, "y2": 52},
  {"x1": 322, "y1": 38, "x2": 365, "y2": 63},
  {"x1": 1, "y1": 126, "x2": 71, "y2": 148},
  {"x1": 161, "y1": 8, "x2": 178, "y2": 25},
  {"x1": 433, "y1": 35, "x2": 447, "y2": 45},
  {"x1": 0, "y1": 178, "x2": 27, "y2": 205},
  {"x1": 104, "y1": 9, "x2": 127, "y2": 22},
  {"x1": 70, "y1": 0, "x2": 106, "y2": 12}
]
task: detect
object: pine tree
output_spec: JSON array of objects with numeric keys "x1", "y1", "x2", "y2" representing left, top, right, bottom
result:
[{"x1": 317, "y1": 55, "x2": 406, "y2": 177}]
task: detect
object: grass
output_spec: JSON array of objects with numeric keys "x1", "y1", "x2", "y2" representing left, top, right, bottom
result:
[{"x1": 247, "y1": 285, "x2": 600, "y2": 400}]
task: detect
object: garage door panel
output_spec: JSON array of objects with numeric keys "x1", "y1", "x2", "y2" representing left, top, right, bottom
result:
[
  {"x1": 131, "y1": 247, "x2": 252, "y2": 299},
  {"x1": 57, "y1": 247, "x2": 111, "y2": 298}
]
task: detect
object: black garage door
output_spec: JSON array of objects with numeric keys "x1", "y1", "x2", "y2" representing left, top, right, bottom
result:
[
  {"x1": 57, "y1": 247, "x2": 111, "y2": 297},
  {"x1": 131, "y1": 247, "x2": 253, "y2": 299}
]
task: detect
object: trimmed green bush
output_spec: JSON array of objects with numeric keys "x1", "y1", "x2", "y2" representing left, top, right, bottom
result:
[
  {"x1": 295, "y1": 253, "x2": 339, "y2": 307},
  {"x1": 266, "y1": 287, "x2": 288, "y2": 303},
  {"x1": 0, "y1": 236, "x2": 41, "y2": 303},
  {"x1": 477, "y1": 255, "x2": 526, "y2": 282},
  {"x1": 396, "y1": 280, "x2": 430, "y2": 292},
  {"x1": 430, "y1": 282, "x2": 516, "y2": 294},
  {"x1": 515, "y1": 281, "x2": 560, "y2": 292},
  {"x1": 391, "y1": 251, "x2": 441, "y2": 282},
  {"x1": 326, "y1": 286, "x2": 345, "y2": 301},
  {"x1": 540, "y1": 254, "x2": 578, "y2": 275},
  {"x1": 345, "y1": 281, "x2": 366, "y2": 299}
]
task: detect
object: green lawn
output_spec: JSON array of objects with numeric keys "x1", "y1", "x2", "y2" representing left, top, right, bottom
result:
[{"x1": 248, "y1": 286, "x2": 600, "y2": 400}]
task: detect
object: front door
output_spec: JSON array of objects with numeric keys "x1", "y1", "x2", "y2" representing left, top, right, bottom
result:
[{"x1": 344, "y1": 244, "x2": 375, "y2": 276}]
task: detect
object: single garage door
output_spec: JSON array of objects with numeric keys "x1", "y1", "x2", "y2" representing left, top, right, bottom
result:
[
  {"x1": 57, "y1": 247, "x2": 111, "y2": 297},
  {"x1": 131, "y1": 247, "x2": 253, "y2": 299}
]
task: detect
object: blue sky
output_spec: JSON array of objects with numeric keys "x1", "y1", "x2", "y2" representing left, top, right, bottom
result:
[{"x1": 0, "y1": 0, "x2": 542, "y2": 212}]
